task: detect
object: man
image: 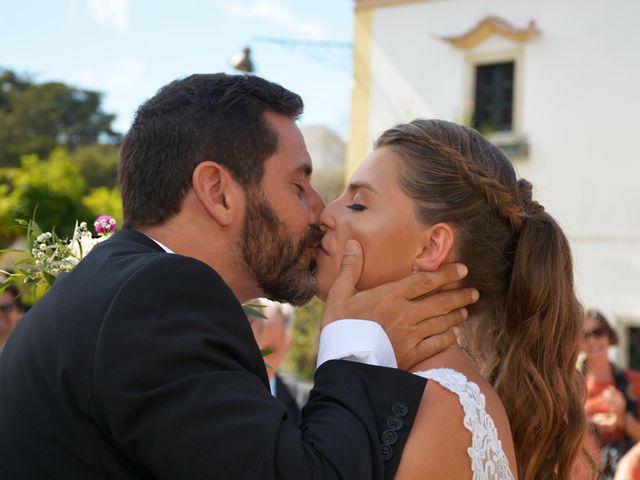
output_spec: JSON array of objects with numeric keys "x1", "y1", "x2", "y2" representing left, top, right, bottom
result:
[
  {"x1": 251, "y1": 299, "x2": 310, "y2": 425},
  {"x1": 0, "y1": 74, "x2": 475, "y2": 478},
  {"x1": 0, "y1": 284, "x2": 25, "y2": 354}
]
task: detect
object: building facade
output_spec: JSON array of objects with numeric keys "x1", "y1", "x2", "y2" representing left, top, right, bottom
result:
[{"x1": 347, "y1": 0, "x2": 640, "y2": 365}]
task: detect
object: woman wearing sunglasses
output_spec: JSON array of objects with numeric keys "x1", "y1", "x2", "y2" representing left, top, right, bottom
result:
[{"x1": 582, "y1": 309, "x2": 640, "y2": 478}]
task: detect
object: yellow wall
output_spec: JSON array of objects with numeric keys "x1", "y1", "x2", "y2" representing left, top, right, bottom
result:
[{"x1": 345, "y1": 8, "x2": 374, "y2": 180}]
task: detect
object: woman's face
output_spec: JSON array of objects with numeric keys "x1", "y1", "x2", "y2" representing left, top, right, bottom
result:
[
  {"x1": 582, "y1": 317, "x2": 611, "y2": 359},
  {"x1": 315, "y1": 147, "x2": 428, "y2": 300}
]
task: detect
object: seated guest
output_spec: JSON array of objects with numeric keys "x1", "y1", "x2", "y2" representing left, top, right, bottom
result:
[
  {"x1": 250, "y1": 300, "x2": 311, "y2": 425},
  {"x1": 0, "y1": 285, "x2": 25, "y2": 354},
  {"x1": 582, "y1": 309, "x2": 640, "y2": 477}
]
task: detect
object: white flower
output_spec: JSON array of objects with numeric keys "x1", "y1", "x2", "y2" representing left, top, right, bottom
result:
[{"x1": 69, "y1": 235, "x2": 99, "y2": 259}]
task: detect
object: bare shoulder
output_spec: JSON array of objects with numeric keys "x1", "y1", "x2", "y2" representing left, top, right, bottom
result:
[
  {"x1": 395, "y1": 370, "x2": 517, "y2": 480},
  {"x1": 396, "y1": 379, "x2": 470, "y2": 479}
]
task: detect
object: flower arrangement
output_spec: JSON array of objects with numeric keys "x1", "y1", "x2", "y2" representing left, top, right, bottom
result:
[{"x1": 0, "y1": 215, "x2": 117, "y2": 297}]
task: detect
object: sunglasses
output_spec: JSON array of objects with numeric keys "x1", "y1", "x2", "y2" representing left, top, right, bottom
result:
[
  {"x1": 584, "y1": 326, "x2": 607, "y2": 340},
  {"x1": 0, "y1": 303, "x2": 16, "y2": 314}
]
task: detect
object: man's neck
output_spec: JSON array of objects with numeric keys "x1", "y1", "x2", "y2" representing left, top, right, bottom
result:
[{"x1": 139, "y1": 220, "x2": 262, "y2": 304}]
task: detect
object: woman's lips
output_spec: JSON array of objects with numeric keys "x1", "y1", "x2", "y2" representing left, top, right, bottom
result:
[{"x1": 318, "y1": 243, "x2": 330, "y2": 257}]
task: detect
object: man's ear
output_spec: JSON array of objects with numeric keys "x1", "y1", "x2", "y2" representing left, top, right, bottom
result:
[
  {"x1": 191, "y1": 161, "x2": 241, "y2": 226},
  {"x1": 413, "y1": 223, "x2": 455, "y2": 272}
]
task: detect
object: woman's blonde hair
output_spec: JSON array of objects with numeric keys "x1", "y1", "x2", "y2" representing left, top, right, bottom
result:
[{"x1": 376, "y1": 119, "x2": 589, "y2": 479}]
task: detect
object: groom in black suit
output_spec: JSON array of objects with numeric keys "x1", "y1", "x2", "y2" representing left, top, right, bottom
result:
[{"x1": 0, "y1": 73, "x2": 474, "y2": 479}]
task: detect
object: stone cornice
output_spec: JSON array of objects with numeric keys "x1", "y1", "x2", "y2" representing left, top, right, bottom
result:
[{"x1": 442, "y1": 16, "x2": 540, "y2": 49}]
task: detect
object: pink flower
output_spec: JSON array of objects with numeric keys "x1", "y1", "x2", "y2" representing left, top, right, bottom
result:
[{"x1": 94, "y1": 215, "x2": 117, "y2": 235}]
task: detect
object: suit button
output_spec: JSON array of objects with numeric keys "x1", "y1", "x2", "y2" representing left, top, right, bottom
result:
[
  {"x1": 386, "y1": 416, "x2": 403, "y2": 431},
  {"x1": 391, "y1": 401, "x2": 409, "y2": 417},
  {"x1": 380, "y1": 444, "x2": 393, "y2": 461},
  {"x1": 381, "y1": 429, "x2": 398, "y2": 446}
]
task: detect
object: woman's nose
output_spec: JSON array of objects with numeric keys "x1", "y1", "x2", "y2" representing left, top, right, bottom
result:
[{"x1": 319, "y1": 199, "x2": 338, "y2": 232}]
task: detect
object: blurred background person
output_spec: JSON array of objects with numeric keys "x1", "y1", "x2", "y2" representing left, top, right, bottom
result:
[
  {"x1": 250, "y1": 300, "x2": 311, "y2": 426},
  {"x1": 582, "y1": 309, "x2": 640, "y2": 478},
  {"x1": 0, "y1": 285, "x2": 25, "y2": 354}
]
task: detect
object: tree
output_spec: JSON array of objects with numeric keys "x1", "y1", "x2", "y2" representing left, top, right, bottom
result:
[
  {"x1": 281, "y1": 297, "x2": 323, "y2": 381},
  {"x1": 0, "y1": 68, "x2": 121, "y2": 166},
  {"x1": 0, "y1": 148, "x2": 122, "y2": 247},
  {"x1": 71, "y1": 143, "x2": 120, "y2": 189}
]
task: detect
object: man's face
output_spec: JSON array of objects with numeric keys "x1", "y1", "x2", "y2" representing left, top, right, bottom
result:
[
  {"x1": 255, "y1": 312, "x2": 293, "y2": 373},
  {"x1": 237, "y1": 112, "x2": 324, "y2": 306},
  {"x1": 0, "y1": 291, "x2": 22, "y2": 345}
]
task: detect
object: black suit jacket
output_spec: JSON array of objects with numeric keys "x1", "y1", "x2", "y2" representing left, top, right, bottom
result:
[
  {"x1": 0, "y1": 229, "x2": 426, "y2": 479},
  {"x1": 274, "y1": 375, "x2": 307, "y2": 426}
]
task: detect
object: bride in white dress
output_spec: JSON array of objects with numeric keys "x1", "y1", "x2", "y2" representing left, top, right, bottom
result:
[{"x1": 314, "y1": 119, "x2": 590, "y2": 479}]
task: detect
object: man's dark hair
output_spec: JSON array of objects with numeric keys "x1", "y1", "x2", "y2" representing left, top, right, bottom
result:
[{"x1": 119, "y1": 73, "x2": 304, "y2": 228}]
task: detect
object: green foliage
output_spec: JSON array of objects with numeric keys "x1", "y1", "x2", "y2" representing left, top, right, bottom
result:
[
  {"x1": 0, "y1": 148, "x2": 93, "y2": 242},
  {"x1": 0, "y1": 147, "x2": 124, "y2": 247},
  {"x1": 281, "y1": 297, "x2": 323, "y2": 381},
  {"x1": 0, "y1": 68, "x2": 121, "y2": 167},
  {"x1": 82, "y1": 187, "x2": 123, "y2": 227},
  {"x1": 70, "y1": 143, "x2": 120, "y2": 189}
]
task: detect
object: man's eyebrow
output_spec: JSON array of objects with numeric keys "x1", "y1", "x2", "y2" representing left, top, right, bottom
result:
[
  {"x1": 291, "y1": 163, "x2": 312, "y2": 177},
  {"x1": 348, "y1": 181, "x2": 379, "y2": 194}
]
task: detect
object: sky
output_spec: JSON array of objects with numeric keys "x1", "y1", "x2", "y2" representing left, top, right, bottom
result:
[{"x1": 1, "y1": 0, "x2": 354, "y2": 136}]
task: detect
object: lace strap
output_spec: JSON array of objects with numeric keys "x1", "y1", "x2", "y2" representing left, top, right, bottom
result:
[{"x1": 413, "y1": 368, "x2": 515, "y2": 480}]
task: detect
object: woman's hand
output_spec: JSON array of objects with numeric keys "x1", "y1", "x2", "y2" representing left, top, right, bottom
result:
[
  {"x1": 591, "y1": 386, "x2": 628, "y2": 433},
  {"x1": 591, "y1": 412, "x2": 619, "y2": 433}
]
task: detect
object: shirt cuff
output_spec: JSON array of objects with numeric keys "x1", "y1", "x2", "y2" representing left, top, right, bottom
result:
[{"x1": 316, "y1": 319, "x2": 397, "y2": 369}]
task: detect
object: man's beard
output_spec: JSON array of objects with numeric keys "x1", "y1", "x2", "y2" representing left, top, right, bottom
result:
[{"x1": 238, "y1": 191, "x2": 323, "y2": 306}]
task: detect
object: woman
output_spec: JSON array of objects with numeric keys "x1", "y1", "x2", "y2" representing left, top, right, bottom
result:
[
  {"x1": 315, "y1": 119, "x2": 590, "y2": 479},
  {"x1": 582, "y1": 309, "x2": 640, "y2": 478}
]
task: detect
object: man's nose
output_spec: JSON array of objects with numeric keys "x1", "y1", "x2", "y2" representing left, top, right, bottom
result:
[{"x1": 307, "y1": 186, "x2": 326, "y2": 223}]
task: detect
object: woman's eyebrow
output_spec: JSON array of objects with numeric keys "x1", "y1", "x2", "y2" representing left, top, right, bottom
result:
[{"x1": 348, "y1": 181, "x2": 379, "y2": 194}]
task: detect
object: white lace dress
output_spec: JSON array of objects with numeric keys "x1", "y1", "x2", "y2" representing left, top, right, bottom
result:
[{"x1": 412, "y1": 368, "x2": 516, "y2": 480}]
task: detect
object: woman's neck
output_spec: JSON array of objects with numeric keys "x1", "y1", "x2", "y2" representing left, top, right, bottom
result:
[
  {"x1": 584, "y1": 354, "x2": 613, "y2": 381},
  {"x1": 410, "y1": 342, "x2": 475, "y2": 375}
]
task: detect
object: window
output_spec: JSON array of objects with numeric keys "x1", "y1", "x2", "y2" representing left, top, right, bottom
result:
[
  {"x1": 629, "y1": 327, "x2": 640, "y2": 370},
  {"x1": 473, "y1": 62, "x2": 514, "y2": 133}
]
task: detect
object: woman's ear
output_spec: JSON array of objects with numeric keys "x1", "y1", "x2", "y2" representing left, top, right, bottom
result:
[
  {"x1": 191, "y1": 161, "x2": 241, "y2": 226},
  {"x1": 413, "y1": 223, "x2": 455, "y2": 272}
]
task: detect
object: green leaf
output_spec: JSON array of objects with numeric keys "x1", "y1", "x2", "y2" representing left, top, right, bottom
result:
[
  {"x1": 242, "y1": 305, "x2": 267, "y2": 319},
  {"x1": 0, "y1": 277, "x2": 15, "y2": 295},
  {"x1": 260, "y1": 348, "x2": 273, "y2": 357},
  {"x1": 43, "y1": 271, "x2": 57, "y2": 287}
]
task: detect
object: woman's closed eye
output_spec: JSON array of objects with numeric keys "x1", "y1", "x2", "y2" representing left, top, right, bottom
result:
[{"x1": 346, "y1": 203, "x2": 367, "y2": 211}]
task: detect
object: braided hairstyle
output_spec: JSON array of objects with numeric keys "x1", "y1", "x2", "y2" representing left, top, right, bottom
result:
[{"x1": 375, "y1": 119, "x2": 590, "y2": 479}]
